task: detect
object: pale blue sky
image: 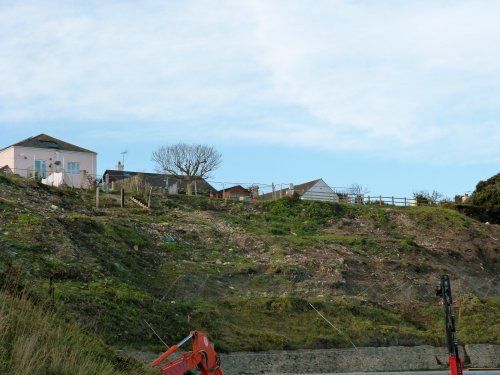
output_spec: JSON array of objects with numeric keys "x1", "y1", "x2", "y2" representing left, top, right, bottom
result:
[{"x1": 0, "y1": 1, "x2": 499, "y2": 197}]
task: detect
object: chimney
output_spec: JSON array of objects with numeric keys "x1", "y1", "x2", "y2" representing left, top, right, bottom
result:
[{"x1": 116, "y1": 161, "x2": 124, "y2": 171}]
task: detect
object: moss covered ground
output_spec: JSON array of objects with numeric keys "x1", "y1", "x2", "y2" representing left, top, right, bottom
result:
[{"x1": 0, "y1": 173, "x2": 498, "y2": 359}]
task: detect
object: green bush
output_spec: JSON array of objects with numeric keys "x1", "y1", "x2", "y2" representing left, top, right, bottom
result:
[{"x1": 469, "y1": 173, "x2": 500, "y2": 223}]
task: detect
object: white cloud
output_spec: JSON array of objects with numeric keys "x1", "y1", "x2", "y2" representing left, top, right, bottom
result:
[
  {"x1": 0, "y1": 0, "x2": 499, "y2": 164},
  {"x1": 238, "y1": 1, "x2": 500, "y2": 161}
]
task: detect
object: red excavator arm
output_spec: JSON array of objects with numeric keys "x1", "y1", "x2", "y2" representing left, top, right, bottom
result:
[
  {"x1": 436, "y1": 275, "x2": 463, "y2": 375},
  {"x1": 151, "y1": 331, "x2": 224, "y2": 375}
]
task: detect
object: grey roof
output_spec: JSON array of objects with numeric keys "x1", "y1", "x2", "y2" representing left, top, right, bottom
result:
[
  {"x1": 0, "y1": 133, "x2": 96, "y2": 154},
  {"x1": 293, "y1": 179, "x2": 323, "y2": 194},
  {"x1": 102, "y1": 170, "x2": 216, "y2": 192},
  {"x1": 260, "y1": 179, "x2": 323, "y2": 200},
  {"x1": 217, "y1": 185, "x2": 251, "y2": 194}
]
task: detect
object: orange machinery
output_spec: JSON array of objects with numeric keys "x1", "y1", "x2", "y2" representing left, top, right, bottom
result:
[{"x1": 151, "y1": 331, "x2": 223, "y2": 375}]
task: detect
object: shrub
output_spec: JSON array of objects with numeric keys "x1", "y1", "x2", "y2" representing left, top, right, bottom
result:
[{"x1": 469, "y1": 173, "x2": 500, "y2": 223}]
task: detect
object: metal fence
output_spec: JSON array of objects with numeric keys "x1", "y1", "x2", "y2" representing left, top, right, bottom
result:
[
  {"x1": 1, "y1": 168, "x2": 418, "y2": 207},
  {"x1": 4, "y1": 167, "x2": 96, "y2": 189}
]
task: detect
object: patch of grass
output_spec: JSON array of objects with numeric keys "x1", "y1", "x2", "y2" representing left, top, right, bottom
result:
[
  {"x1": 14, "y1": 213, "x2": 43, "y2": 225},
  {"x1": 400, "y1": 294, "x2": 500, "y2": 346},
  {"x1": 102, "y1": 221, "x2": 151, "y2": 248},
  {"x1": 0, "y1": 290, "x2": 152, "y2": 375},
  {"x1": 0, "y1": 173, "x2": 28, "y2": 186},
  {"x1": 406, "y1": 206, "x2": 471, "y2": 229},
  {"x1": 184, "y1": 296, "x2": 440, "y2": 352},
  {"x1": 456, "y1": 295, "x2": 500, "y2": 343},
  {"x1": 269, "y1": 263, "x2": 310, "y2": 282},
  {"x1": 225, "y1": 199, "x2": 347, "y2": 236}
]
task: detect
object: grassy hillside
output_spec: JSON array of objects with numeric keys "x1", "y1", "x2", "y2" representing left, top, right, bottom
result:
[
  {"x1": 0, "y1": 173, "x2": 498, "y2": 358},
  {"x1": 0, "y1": 289, "x2": 153, "y2": 375}
]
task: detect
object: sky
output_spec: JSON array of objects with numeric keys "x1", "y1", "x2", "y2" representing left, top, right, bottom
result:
[{"x1": 0, "y1": 0, "x2": 499, "y2": 198}]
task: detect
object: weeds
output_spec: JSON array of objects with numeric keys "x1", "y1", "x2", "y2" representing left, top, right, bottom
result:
[
  {"x1": 0, "y1": 289, "x2": 152, "y2": 375},
  {"x1": 0, "y1": 177, "x2": 498, "y2": 357}
]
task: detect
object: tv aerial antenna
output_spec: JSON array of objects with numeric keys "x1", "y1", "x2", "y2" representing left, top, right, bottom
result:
[{"x1": 120, "y1": 150, "x2": 128, "y2": 166}]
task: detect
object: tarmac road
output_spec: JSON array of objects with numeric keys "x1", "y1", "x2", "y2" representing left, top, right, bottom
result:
[{"x1": 291, "y1": 372, "x2": 500, "y2": 375}]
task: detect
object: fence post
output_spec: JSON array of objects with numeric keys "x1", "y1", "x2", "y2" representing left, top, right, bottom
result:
[
  {"x1": 272, "y1": 183, "x2": 276, "y2": 200},
  {"x1": 379, "y1": 195, "x2": 382, "y2": 206},
  {"x1": 404, "y1": 197, "x2": 407, "y2": 206},
  {"x1": 148, "y1": 186, "x2": 153, "y2": 208},
  {"x1": 80, "y1": 170, "x2": 85, "y2": 189},
  {"x1": 120, "y1": 188, "x2": 125, "y2": 208},
  {"x1": 392, "y1": 196, "x2": 395, "y2": 206},
  {"x1": 96, "y1": 187, "x2": 100, "y2": 208}
]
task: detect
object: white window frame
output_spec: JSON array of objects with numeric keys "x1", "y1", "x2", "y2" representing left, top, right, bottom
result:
[
  {"x1": 67, "y1": 162, "x2": 80, "y2": 175},
  {"x1": 34, "y1": 160, "x2": 47, "y2": 178}
]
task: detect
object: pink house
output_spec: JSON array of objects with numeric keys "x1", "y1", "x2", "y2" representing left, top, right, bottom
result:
[{"x1": 0, "y1": 133, "x2": 97, "y2": 188}]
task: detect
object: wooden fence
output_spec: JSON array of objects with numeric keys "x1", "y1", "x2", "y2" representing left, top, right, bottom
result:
[
  {"x1": 361, "y1": 195, "x2": 417, "y2": 206},
  {"x1": 277, "y1": 190, "x2": 417, "y2": 207}
]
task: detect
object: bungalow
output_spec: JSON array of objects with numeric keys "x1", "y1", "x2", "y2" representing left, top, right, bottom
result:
[
  {"x1": 261, "y1": 178, "x2": 339, "y2": 202},
  {"x1": 0, "y1": 134, "x2": 97, "y2": 188},
  {"x1": 214, "y1": 185, "x2": 252, "y2": 200},
  {"x1": 102, "y1": 169, "x2": 216, "y2": 195}
]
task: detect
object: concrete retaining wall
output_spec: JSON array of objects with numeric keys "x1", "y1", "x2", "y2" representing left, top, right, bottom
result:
[
  {"x1": 465, "y1": 344, "x2": 500, "y2": 368},
  {"x1": 220, "y1": 344, "x2": 499, "y2": 374}
]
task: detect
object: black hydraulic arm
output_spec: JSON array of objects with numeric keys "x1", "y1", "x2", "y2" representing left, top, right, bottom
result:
[{"x1": 436, "y1": 275, "x2": 463, "y2": 375}]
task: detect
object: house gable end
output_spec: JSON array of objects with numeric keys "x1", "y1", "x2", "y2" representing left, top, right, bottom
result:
[{"x1": 302, "y1": 179, "x2": 338, "y2": 201}]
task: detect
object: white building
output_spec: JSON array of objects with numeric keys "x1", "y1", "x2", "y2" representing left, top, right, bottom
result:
[
  {"x1": 262, "y1": 178, "x2": 339, "y2": 202},
  {"x1": 291, "y1": 178, "x2": 339, "y2": 202},
  {"x1": 0, "y1": 133, "x2": 97, "y2": 188}
]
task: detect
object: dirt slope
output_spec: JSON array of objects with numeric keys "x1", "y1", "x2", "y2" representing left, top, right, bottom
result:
[{"x1": 0, "y1": 173, "x2": 498, "y2": 352}]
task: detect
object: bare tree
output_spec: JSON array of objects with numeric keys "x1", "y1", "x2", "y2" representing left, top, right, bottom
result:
[
  {"x1": 151, "y1": 143, "x2": 222, "y2": 195},
  {"x1": 249, "y1": 184, "x2": 260, "y2": 199},
  {"x1": 347, "y1": 183, "x2": 369, "y2": 204},
  {"x1": 413, "y1": 189, "x2": 444, "y2": 205},
  {"x1": 347, "y1": 183, "x2": 370, "y2": 195}
]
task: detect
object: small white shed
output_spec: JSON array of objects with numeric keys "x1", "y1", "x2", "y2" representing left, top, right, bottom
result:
[{"x1": 292, "y1": 178, "x2": 339, "y2": 202}]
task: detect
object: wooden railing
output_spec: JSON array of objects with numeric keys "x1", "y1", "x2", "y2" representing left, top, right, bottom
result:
[
  {"x1": 360, "y1": 195, "x2": 416, "y2": 206},
  {"x1": 295, "y1": 191, "x2": 417, "y2": 207}
]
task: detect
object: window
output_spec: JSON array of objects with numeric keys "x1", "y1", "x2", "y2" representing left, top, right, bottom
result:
[
  {"x1": 67, "y1": 162, "x2": 80, "y2": 174},
  {"x1": 34, "y1": 160, "x2": 46, "y2": 178}
]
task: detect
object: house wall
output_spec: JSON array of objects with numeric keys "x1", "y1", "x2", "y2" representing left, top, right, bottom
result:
[
  {"x1": 301, "y1": 179, "x2": 339, "y2": 202},
  {"x1": 222, "y1": 186, "x2": 251, "y2": 199},
  {"x1": 0, "y1": 147, "x2": 15, "y2": 171},
  {"x1": 8, "y1": 146, "x2": 96, "y2": 188}
]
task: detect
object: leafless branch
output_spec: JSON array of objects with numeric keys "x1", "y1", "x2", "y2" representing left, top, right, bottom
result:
[{"x1": 151, "y1": 143, "x2": 222, "y2": 195}]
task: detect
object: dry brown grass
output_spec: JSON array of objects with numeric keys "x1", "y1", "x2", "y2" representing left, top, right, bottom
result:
[{"x1": 0, "y1": 290, "x2": 151, "y2": 375}]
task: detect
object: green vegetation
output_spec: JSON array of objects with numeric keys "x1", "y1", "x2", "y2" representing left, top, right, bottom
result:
[
  {"x1": 0, "y1": 290, "x2": 152, "y2": 375},
  {"x1": 469, "y1": 173, "x2": 500, "y2": 223},
  {"x1": 443, "y1": 173, "x2": 500, "y2": 224},
  {"x1": 0, "y1": 172, "x2": 498, "y2": 371}
]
